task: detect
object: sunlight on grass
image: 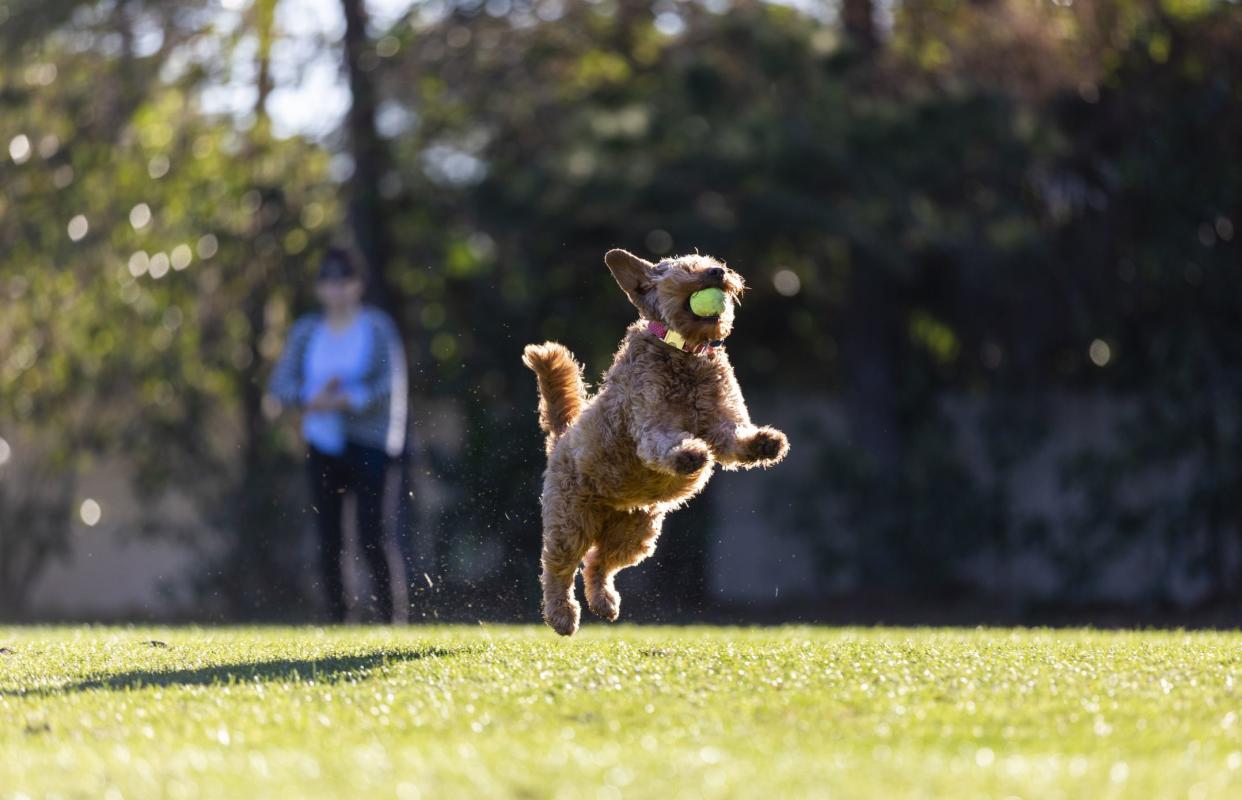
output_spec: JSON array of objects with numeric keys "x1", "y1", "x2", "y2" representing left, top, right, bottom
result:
[{"x1": 3, "y1": 626, "x2": 1242, "y2": 798}]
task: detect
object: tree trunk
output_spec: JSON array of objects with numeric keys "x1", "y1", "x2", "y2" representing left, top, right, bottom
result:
[
  {"x1": 340, "y1": 0, "x2": 396, "y2": 314},
  {"x1": 340, "y1": 0, "x2": 418, "y2": 621},
  {"x1": 842, "y1": 0, "x2": 877, "y2": 51},
  {"x1": 227, "y1": 0, "x2": 302, "y2": 618}
]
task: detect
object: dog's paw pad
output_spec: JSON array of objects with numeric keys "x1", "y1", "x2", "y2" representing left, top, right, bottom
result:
[{"x1": 746, "y1": 429, "x2": 789, "y2": 463}]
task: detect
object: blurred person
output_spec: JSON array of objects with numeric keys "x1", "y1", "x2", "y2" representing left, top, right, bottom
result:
[{"x1": 267, "y1": 247, "x2": 407, "y2": 623}]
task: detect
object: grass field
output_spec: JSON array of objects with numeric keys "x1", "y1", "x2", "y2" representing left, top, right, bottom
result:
[{"x1": 3, "y1": 626, "x2": 1242, "y2": 799}]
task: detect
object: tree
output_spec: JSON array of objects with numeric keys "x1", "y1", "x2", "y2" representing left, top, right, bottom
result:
[
  {"x1": 842, "y1": 0, "x2": 877, "y2": 51},
  {"x1": 340, "y1": 0, "x2": 396, "y2": 313},
  {"x1": 0, "y1": 0, "x2": 339, "y2": 616}
]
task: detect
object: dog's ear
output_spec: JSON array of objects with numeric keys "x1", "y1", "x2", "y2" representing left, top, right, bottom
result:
[{"x1": 604, "y1": 249, "x2": 657, "y2": 313}]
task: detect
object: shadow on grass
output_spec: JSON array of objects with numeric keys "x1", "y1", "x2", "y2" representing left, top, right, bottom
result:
[{"x1": 2, "y1": 647, "x2": 456, "y2": 697}]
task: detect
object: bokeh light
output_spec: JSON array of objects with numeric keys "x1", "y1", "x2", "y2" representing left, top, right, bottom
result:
[
  {"x1": 79, "y1": 498, "x2": 102, "y2": 527},
  {"x1": 773, "y1": 270, "x2": 801, "y2": 297},
  {"x1": 197, "y1": 234, "x2": 219, "y2": 259},
  {"x1": 0, "y1": 435, "x2": 11, "y2": 467},
  {"x1": 38, "y1": 134, "x2": 59, "y2": 158},
  {"x1": 171, "y1": 244, "x2": 193, "y2": 270},
  {"x1": 52, "y1": 164, "x2": 74, "y2": 188},
  {"x1": 130, "y1": 203, "x2": 152, "y2": 230},
  {"x1": 148, "y1": 155, "x2": 171, "y2": 179},
  {"x1": 8, "y1": 134, "x2": 31, "y2": 164},
  {"x1": 645, "y1": 229, "x2": 673, "y2": 255},
  {"x1": 1089, "y1": 339, "x2": 1112, "y2": 367},
  {"x1": 129, "y1": 251, "x2": 150, "y2": 277},
  {"x1": 149, "y1": 252, "x2": 171, "y2": 279},
  {"x1": 67, "y1": 214, "x2": 89, "y2": 241}
]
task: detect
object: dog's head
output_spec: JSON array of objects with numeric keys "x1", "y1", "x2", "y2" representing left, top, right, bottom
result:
[{"x1": 604, "y1": 249, "x2": 746, "y2": 349}]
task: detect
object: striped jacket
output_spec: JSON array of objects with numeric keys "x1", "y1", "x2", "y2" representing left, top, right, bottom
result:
[{"x1": 266, "y1": 306, "x2": 408, "y2": 458}]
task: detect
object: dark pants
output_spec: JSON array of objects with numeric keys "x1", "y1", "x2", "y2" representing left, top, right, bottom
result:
[{"x1": 306, "y1": 442, "x2": 393, "y2": 623}]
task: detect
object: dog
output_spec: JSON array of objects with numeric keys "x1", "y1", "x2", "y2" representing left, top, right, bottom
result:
[{"x1": 522, "y1": 249, "x2": 789, "y2": 636}]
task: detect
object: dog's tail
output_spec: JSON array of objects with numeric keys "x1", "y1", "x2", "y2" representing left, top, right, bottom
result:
[{"x1": 522, "y1": 342, "x2": 586, "y2": 447}]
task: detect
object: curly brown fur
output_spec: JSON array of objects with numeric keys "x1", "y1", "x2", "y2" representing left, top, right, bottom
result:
[{"x1": 523, "y1": 248, "x2": 790, "y2": 636}]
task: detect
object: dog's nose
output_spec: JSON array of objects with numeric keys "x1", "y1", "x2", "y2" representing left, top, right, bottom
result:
[{"x1": 707, "y1": 267, "x2": 724, "y2": 280}]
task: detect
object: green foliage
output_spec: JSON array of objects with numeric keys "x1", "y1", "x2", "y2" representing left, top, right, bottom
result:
[
  {"x1": 372, "y1": 0, "x2": 1242, "y2": 607},
  {"x1": 0, "y1": 1, "x2": 339, "y2": 612},
  {"x1": 3, "y1": 0, "x2": 1241, "y2": 615}
]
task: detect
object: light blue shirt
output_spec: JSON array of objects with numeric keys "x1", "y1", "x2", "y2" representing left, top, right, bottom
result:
[
  {"x1": 300, "y1": 315, "x2": 374, "y2": 455},
  {"x1": 268, "y1": 306, "x2": 408, "y2": 457}
]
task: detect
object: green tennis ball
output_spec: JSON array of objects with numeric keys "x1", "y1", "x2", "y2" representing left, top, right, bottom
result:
[{"x1": 689, "y1": 287, "x2": 726, "y2": 318}]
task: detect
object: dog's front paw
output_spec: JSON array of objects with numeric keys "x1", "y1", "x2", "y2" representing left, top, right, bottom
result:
[
  {"x1": 670, "y1": 440, "x2": 712, "y2": 475},
  {"x1": 543, "y1": 597, "x2": 581, "y2": 636},
  {"x1": 742, "y1": 427, "x2": 789, "y2": 465}
]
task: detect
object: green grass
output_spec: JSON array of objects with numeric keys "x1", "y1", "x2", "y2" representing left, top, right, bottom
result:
[{"x1": 3, "y1": 626, "x2": 1242, "y2": 799}]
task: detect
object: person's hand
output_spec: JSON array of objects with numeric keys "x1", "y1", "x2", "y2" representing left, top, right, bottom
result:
[{"x1": 306, "y1": 379, "x2": 350, "y2": 412}]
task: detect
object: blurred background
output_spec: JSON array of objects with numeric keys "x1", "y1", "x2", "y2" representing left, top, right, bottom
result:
[{"x1": 2, "y1": 0, "x2": 1240, "y2": 626}]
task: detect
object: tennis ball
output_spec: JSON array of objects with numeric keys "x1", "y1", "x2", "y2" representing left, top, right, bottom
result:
[{"x1": 689, "y1": 287, "x2": 726, "y2": 317}]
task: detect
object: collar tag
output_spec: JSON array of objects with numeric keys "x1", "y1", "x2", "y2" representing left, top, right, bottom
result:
[{"x1": 647, "y1": 320, "x2": 717, "y2": 356}]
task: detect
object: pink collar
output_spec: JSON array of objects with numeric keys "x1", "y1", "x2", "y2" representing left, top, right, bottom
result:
[{"x1": 647, "y1": 320, "x2": 721, "y2": 356}]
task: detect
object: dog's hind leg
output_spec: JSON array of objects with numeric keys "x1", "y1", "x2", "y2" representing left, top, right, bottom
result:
[
  {"x1": 540, "y1": 501, "x2": 600, "y2": 636},
  {"x1": 583, "y1": 509, "x2": 664, "y2": 622}
]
